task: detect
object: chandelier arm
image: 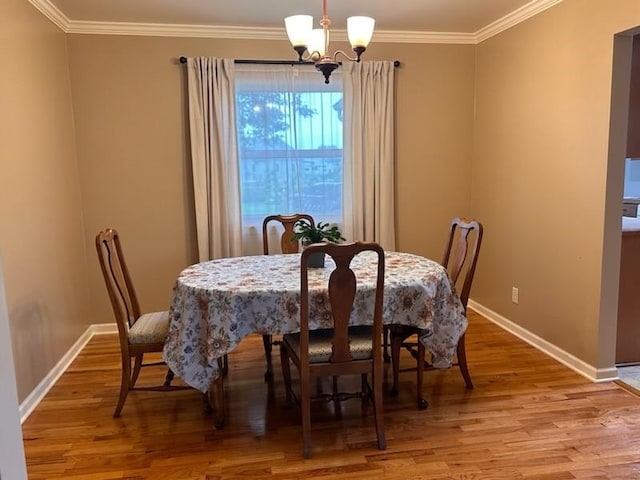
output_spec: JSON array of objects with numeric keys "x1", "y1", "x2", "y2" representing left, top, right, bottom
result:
[
  {"x1": 297, "y1": 50, "x2": 324, "y2": 62},
  {"x1": 332, "y1": 50, "x2": 360, "y2": 63},
  {"x1": 298, "y1": 49, "x2": 363, "y2": 64}
]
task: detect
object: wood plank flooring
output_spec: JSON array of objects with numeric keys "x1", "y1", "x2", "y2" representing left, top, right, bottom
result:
[{"x1": 22, "y1": 310, "x2": 640, "y2": 479}]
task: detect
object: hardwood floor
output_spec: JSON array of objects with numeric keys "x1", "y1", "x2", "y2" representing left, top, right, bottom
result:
[{"x1": 22, "y1": 310, "x2": 640, "y2": 479}]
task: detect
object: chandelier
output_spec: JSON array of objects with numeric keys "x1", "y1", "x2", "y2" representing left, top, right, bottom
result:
[{"x1": 284, "y1": 0, "x2": 375, "y2": 84}]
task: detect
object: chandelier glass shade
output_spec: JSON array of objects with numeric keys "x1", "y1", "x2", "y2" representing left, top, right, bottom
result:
[{"x1": 284, "y1": 0, "x2": 375, "y2": 84}]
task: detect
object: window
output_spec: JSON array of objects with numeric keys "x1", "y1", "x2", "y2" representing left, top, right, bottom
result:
[
  {"x1": 235, "y1": 65, "x2": 344, "y2": 236},
  {"x1": 186, "y1": 58, "x2": 396, "y2": 259}
]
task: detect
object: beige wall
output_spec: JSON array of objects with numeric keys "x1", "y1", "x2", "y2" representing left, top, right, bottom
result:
[
  {"x1": 472, "y1": 0, "x2": 640, "y2": 368},
  {"x1": 0, "y1": 0, "x2": 90, "y2": 401},
  {"x1": 66, "y1": 35, "x2": 476, "y2": 325},
  {"x1": 12, "y1": 0, "x2": 637, "y2": 404}
]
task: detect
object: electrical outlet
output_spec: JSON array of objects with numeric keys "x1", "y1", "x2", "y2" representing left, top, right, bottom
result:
[{"x1": 511, "y1": 287, "x2": 519, "y2": 304}]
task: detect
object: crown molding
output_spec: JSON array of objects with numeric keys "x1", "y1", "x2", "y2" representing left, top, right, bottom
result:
[
  {"x1": 65, "y1": 21, "x2": 476, "y2": 44},
  {"x1": 27, "y1": 0, "x2": 68, "y2": 31},
  {"x1": 475, "y1": 0, "x2": 563, "y2": 43},
  {"x1": 29, "y1": 0, "x2": 562, "y2": 44},
  {"x1": 374, "y1": 30, "x2": 475, "y2": 45},
  {"x1": 66, "y1": 22, "x2": 288, "y2": 39}
]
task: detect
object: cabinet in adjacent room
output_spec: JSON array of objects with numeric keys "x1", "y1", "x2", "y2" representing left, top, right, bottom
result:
[
  {"x1": 627, "y1": 35, "x2": 640, "y2": 159},
  {"x1": 616, "y1": 230, "x2": 640, "y2": 365}
]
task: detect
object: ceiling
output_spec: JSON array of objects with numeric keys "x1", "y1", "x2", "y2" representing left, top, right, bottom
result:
[{"x1": 31, "y1": 0, "x2": 562, "y2": 43}]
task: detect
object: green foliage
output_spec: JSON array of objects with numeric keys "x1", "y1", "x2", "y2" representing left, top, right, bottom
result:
[
  {"x1": 236, "y1": 92, "x2": 317, "y2": 149},
  {"x1": 291, "y1": 220, "x2": 345, "y2": 244}
]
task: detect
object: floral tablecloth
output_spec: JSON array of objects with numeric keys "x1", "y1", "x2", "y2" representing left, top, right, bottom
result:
[{"x1": 163, "y1": 251, "x2": 467, "y2": 392}]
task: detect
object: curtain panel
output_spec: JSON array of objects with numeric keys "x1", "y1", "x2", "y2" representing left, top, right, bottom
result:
[
  {"x1": 186, "y1": 57, "x2": 243, "y2": 260},
  {"x1": 343, "y1": 61, "x2": 396, "y2": 250}
]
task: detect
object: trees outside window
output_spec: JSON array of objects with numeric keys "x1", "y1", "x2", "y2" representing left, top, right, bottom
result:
[{"x1": 235, "y1": 67, "x2": 344, "y2": 227}]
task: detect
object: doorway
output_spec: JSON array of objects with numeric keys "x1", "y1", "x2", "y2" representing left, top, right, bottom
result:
[{"x1": 608, "y1": 29, "x2": 640, "y2": 392}]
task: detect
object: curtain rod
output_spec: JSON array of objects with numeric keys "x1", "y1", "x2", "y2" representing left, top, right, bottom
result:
[{"x1": 178, "y1": 56, "x2": 400, "y2": 67}]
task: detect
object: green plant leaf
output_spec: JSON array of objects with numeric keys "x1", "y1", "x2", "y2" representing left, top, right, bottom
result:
[{"x1": 291, "y1": 220, "x2": 345, "y2": 244}]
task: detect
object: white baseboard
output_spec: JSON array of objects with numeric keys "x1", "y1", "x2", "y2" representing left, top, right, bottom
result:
[
  {"x1": 19, "y1": 323, "x2": 117, "y2": 423},
  {"x1": 91, "y1": 323, "x2": 119, "y2": 335},
  {"x1": 19, "y1": 302, "x2": 619, "y2": 424},
  {"x1": 468, "y1": 300, "x2": 618, "y2": 383}
]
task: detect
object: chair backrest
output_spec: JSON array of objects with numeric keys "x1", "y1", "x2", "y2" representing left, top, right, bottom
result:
[
  {"x1": 299, "y1": 242, "x2": 385, "y2": 365},
  {"x1": 95, "y1": 229, "x2": 141, "y2": 339},
  {"x1": 262, "y1": 213, "x2": 315, "y2": 255},
  {"x1": 441, "y1": 218, "x2": 483, "y2": 310}
]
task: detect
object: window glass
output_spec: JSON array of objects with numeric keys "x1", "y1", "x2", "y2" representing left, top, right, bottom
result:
[{"x1": 235, "y1": 65, "x2": 344, "y2": 232}]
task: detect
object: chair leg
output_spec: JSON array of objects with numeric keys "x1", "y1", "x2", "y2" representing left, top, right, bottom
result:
[
  {"x1": 416, "y1": 342, "x2": 428, "y2": 410},
  {"x1": 332, "y1": 376, "x2": 344, "y2": 415},
  {"x1": 360, "y1": 373, "x2": 370, "y2": 404},
  {"x1": 263, "y1": 334, "x2": 273, "y2": 382},
  {"x1": 213, "y1": 356, "x2": 226, "y2": 429},
  {"x1": 221, "y1": 353, "x2": 229, "y2": 377},
  {"x1": 457, "y1": 333, "x2": 473, "y2": 389},
  {"x1": 164, "y1": 368, "x2": 175, "y2": 387},
  {"x1": 390, "y1": 333, "x2": 403, "y2": 396},
  {"x1": 130, "y1": 353, "x2": 143, "y2": 387},
  {"x1": 203, "y1": 391, "x2": 213, "y2": 413},
  {"x1": 372, "y1": 365, "x2": 387, "y2": 450},
  {"x1": 301, "y1": 371, "x2": 312, "y2": 459},
  {"x1": 114, "y1": 353, "x2": 132, "y2": 418},
  {"x1": 280, "y1": 343, "x2": 292, "y2": 406},
  {"x1": 383, "y1": 325, "x2": 391, "y2": 363}
]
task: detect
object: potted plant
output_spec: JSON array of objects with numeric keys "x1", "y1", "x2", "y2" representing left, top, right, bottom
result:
[{"x1": 292, "y1": 220, "x2": 345, "y2": 267}]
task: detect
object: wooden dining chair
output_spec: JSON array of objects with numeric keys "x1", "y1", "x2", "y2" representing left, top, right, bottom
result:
[
  {"x1": 95, "y1": 228, "x2": 223, "y2": 421},
  {"x1": 261, "y1": 213, "x2": 315, "y2": 381},
  {"x1": 280, "y1": 242, "x2": 387, "y2": 458},
  {"x1": 388, "y1": 218, "x2": 483, "y2": 409}
]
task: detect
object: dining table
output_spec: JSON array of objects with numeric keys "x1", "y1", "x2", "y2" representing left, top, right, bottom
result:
[{"x1": 163, "y1": 250, "x2": 468, "y2": 395}]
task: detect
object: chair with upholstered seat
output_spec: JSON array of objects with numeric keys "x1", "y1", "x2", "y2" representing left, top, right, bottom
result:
[
  {"x1": 280, "y1": 241, "x2": 386, "y2": 458},
  {"x1": 389, "y1": 217, "x2": 483, "y2": 409},
  {"x1": 261, "y1": 213, "x2": 315, "y2": 380},
  {"x1": 95, "y1": 228, "x2": 222, "y2": 419}
]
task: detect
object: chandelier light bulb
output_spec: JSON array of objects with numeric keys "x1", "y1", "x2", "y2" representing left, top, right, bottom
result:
[
  {"x1": 284, "y1": 15, "x2": 313, "y2": 48},
  {"x1": 307, "y1": 29, "x2": 327, "y2": 59},
  {"x1": 347, "y1": 16, "x2": 375, "y2": 48}
]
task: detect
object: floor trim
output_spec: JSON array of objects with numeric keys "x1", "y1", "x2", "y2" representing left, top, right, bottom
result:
[
  {"x1": 615, "y1": 379, "x2": 640, "y2": 397},
  {"x1": 20, "y1": 301, "x2": 618, "y2": 423},
  {"x1": 19, "y1": 323, "x2": 117, "y2": 423},
  {"x1": 468, "y1": 300, "x2": 618, "y2": 383}
]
